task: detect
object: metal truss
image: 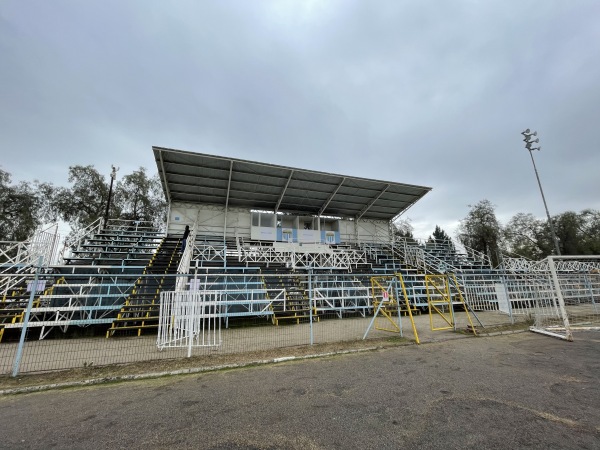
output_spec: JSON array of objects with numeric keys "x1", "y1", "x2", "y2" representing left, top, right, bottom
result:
[
  {"x1": 2, "y1": 265, "x2": 140, "y2": 340},
  {"x1": 312, "y1": 276, "x2": 371, "y2": 318},
  {"x1": 195, "y1": 243, "x2": 226, "y2": 264},
  {"x1": 553, "y1": 259, "x2": 600, "y2": 273},
  {"x1": 502, "y1": 257, "x2": 536, "y2": 272},
  {"x1": 503, "y1": 256, "x2": 600, "y2": 274},
  {"x1": 1, "y1": 224, "x2": 61, "y2": 296},
  {"x1": 12, "y1": 274, "x2": 135, "y2": 339},
  {"x1": 239, "y1": 244, "x2": 368, "y2": 270}
]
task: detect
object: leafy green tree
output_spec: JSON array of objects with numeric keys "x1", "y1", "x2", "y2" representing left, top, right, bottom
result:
[
  {"x1": 114, "y1": 167, "x2": 166, "y2": 227},
  {"x1": 549, "y1": 210, "x2": 600, "y2": 255},
  {"x1": 503, "y1": 213, "x2": 546, "y2": 259},
  {"x1": 53, "y1": 165, "x2": 167, "y2": 234},
  {"x1": 53, "y1": 165, "x2": 110, "y2": 231},
  {"x1": 504, "y1": 209, "x2": 600, "y2": 258},
  {"x1": 0, "y1": 168, "x2": 56, "y2": 242},
  {"x1": 553, "y1": 211, "x2": 583, "y2": 255},
  {"x1": 430, "y1": 225, "x2": 454, "y2": 249},
  {"x1": 392, "y1": 218, "x2": 415, "y2": 240},
  {"x1": 579, "y1": 209, "x2": 600, "y2": 254},
  {"x1": 457, "y1": 199, "x2": 503, "y2": 266}
]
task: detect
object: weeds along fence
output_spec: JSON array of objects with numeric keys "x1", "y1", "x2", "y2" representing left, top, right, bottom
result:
[{"x1": 1, "y1": 265, "x2": 597, "y2": 376}]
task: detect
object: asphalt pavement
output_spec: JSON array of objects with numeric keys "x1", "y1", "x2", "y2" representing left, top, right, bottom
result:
[{"x1": 1, "y1": 332, "x2": 599, "y2": 449}]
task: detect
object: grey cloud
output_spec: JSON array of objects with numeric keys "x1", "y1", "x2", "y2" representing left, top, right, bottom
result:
[{"x1": 1, "y1": 0, "x2": 599, "y2": 238}]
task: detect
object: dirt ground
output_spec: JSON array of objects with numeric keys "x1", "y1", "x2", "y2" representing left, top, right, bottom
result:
[{"x1": 0, "y1": 316, "x2": 529, "y2": 392}]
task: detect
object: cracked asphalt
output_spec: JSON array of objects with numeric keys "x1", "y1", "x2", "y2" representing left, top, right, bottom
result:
[{"x1": 1, "y1": 332, "x2": 599, "y2": 449}]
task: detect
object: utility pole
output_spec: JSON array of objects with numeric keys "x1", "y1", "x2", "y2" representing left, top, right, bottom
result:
[{"x1": 103, "y1": 165, "x2": 119, "y2": 229}]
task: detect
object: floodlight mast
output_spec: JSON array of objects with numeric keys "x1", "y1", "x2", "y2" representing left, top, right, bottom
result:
[
  {"x1": 103, "y1": 165, "x2": 119, "y2": 230},
  {"x1": 521, "y1": 129, "x2": 561, "y2": 255}
]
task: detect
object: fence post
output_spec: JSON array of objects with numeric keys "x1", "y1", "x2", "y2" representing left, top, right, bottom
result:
[
  {"x1": 12, "y1": 256, "x2": 43, "y2": 377},
  {"x1": 308, "y1": 268, "x2": 314, "y2": 345},
  {"x1": 547, "y1": 256, "x2": 573, "y2": 341},
  {"x1": 500, "y1": 274, "x2": 515, "y2": 324},
  {"x1": 187, "y1": 292, "x2": 194, "y2": 358}
]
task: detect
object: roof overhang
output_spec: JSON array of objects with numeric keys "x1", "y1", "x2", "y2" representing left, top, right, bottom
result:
[{"x1": 153, "y1": 147, "x2": 431, "y2": 221}]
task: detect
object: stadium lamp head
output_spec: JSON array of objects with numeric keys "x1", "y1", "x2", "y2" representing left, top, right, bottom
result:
[
  {"x1": 521, "y1": 129, "x2": 537, "y2": 138},
  {"x1": 524, "y1": 137, "x2": 539, "y2": 146},
  {"x1": 525, "y1": 141, "x2": 541, "y2": 151}
]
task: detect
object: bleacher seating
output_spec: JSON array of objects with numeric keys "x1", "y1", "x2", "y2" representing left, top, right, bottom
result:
[
  {"x1": 0, "y1": 220, "x2": 166, "y2": 341},
  {"x1": 1, "y1": 220, "x2": 499, "y2": 341}
]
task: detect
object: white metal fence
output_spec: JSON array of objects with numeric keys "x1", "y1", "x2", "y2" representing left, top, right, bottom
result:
[
  {"x1": 529, "y1": 256, "x2": 600, "y2": 341},
  {"x1": 2, "y1": 260, "x2": 600, "y2": 376},
  {"x1": 157, "y1": 291, "x2": 222, "y2": 356}
]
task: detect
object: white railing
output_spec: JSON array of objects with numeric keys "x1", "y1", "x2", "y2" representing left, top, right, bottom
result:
[
  {"x1": 239, "y1": 244, "x2": 367, "y2": 270},
  {"x1": 553, "y1": 259, "x2": 600, "y2": 273},
  {"x1": 157, "y1": 288, "x2": 286, "y2": 354},
  {"x1": 176, "y1": 223, "x2": 198, "y2": 291},
  {"x1": 403, "y1": 245, "x2": 427, "y2": 272},
  {"x1": 196, "y1": 243, "x2": 226, "y2": 263},
  {"x1": 359, "y1": 243, "x2": 384, "y2": 264},
  {"x1": 105, "y1": 219, "x2": 157, "y2": 232},
  {"x1": 29, "y1": 223, "x2": 61, "y2": 266},
  {"x1": 61, "y1": 217, "x2": 104, "y2": 260},
  {"x1": 0, "y1": 241, "x2": 29, "y2": 267},
  {"x1": 313, "y1": 276, "x2": 371, "y2": 317},
  {"x1": 502, "y1": 257, "x2": 536, "y2": 272},
  {"x1": 0, "y1": 224, "x2": 61, "y2": 295},
  {"x1": 453, "y1": 239, "x2": 492, "y2": 267},
  {"x1": 1, "y1": 224, "x2": 60, "y2": 268},
  {"x1": 504, "y1": 256, "x2": 600, "y2": 274},
  {"x1": 158, "y1": 290, "x2": 223, "y2": 355}
]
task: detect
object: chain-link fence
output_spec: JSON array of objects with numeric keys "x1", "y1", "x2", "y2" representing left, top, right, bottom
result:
[{"x1": 1, "y1": 267, "x2": 554, "y2": 376}]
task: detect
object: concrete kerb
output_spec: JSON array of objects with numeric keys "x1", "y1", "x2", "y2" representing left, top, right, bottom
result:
[
  {"x1": 0, "y1": 329, "x2": 529, "y2": 396},
  {"x1": 479, "y1": 329, "x2": 528, "y2": 337},
  {"x1": 0, "y1": 346, "x2": 384, "y2": 396}
]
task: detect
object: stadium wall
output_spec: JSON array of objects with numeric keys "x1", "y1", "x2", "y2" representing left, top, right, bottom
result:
[{"x1": 167, "y1": 202, "x2": 392, "y2": 244}]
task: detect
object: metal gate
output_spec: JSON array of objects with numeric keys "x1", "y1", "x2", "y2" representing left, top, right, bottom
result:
[{"x1": 157, "y1": 290, "x2": 222, "y2": 355}]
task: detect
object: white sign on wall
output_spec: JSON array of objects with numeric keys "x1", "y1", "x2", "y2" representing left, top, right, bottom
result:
[
  {"x1": 298, "y1": 229, "x2": 319, "y2": 243},
  {"x1": 251, "y1": 226, "x2": 276, "y2": 241}
]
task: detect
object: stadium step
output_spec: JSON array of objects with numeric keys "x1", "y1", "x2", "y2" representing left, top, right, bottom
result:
[
  {"x1": 262, "y1": 270, "x2": 320, "y2": 325},
  {"x1": 106, "y1": 236, "x2": 180, "y2": 337}
]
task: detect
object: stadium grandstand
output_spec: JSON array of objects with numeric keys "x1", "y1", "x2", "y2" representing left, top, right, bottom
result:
[{"x1": 1, "y1": 148, "x2": 598, "y2": 374}]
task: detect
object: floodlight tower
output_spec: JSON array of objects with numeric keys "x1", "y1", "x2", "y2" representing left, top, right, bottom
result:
[{"x1": 521, "y1": 129, "x2": 561, "y2": 255}]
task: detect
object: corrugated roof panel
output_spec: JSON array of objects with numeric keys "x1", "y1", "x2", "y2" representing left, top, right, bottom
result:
[{"x1": 154, "y1": 147, "x2": 432, "y2": 220}]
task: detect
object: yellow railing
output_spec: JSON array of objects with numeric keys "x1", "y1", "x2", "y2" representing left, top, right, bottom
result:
[
  {"x1": 369, "y1": 274, "x2": 420, "y2": 344},
  {"x1": 425, "y1": 274, "x2": 476, "y2": 335}
]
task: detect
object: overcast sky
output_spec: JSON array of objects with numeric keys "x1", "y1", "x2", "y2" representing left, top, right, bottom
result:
[{"x1": 2, "y1": 1, "x2": 599, "y2": 239}]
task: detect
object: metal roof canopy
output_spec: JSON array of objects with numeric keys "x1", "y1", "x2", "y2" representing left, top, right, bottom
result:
[{"x1": 153, "y1": 147, "x2": 432, "y2": 221}]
